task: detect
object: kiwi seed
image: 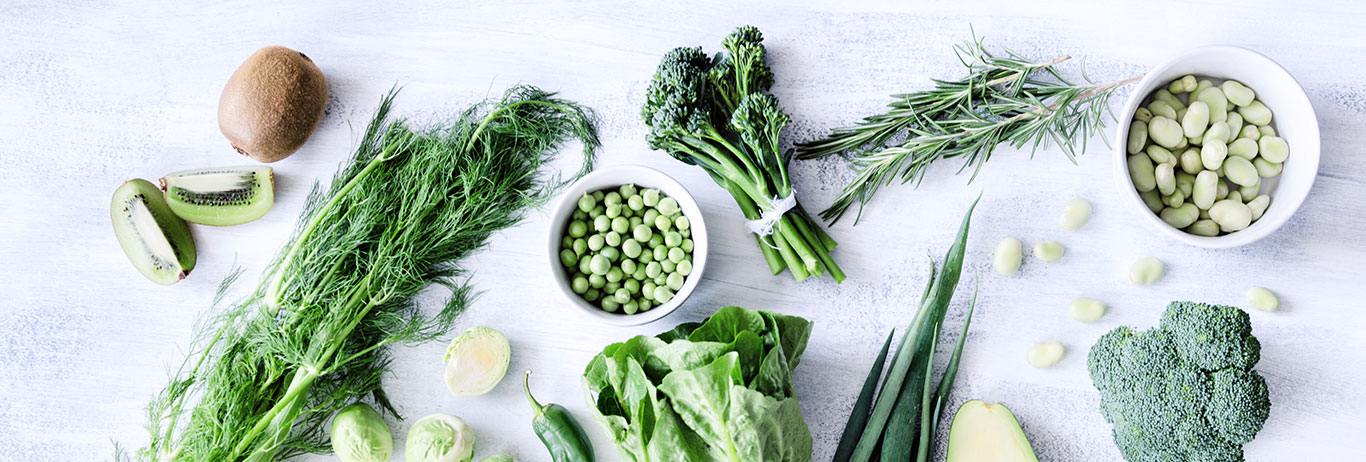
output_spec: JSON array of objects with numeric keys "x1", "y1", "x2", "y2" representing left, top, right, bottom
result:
[{"x1": 111, "y1": 179, "x2": 197, "y2": 285}]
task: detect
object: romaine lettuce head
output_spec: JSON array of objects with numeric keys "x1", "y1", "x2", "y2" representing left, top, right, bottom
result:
[{"x1": 583, "y1": 306, "x2": 813, "y2": 462}]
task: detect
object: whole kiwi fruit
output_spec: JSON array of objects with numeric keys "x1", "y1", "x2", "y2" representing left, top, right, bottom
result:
[{"x1": 218, "y1": 46, "x2": 328, "y2": 163}]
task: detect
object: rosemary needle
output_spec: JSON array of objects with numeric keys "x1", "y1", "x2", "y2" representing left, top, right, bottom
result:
[{"x1": 796, "y1": 34, "x2": 1140, "y2": 224}]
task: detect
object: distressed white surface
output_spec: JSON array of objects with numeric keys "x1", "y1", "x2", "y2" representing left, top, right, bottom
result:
[{"x1": 2, "y1": 1, "x2": 1364, "y2": 460}]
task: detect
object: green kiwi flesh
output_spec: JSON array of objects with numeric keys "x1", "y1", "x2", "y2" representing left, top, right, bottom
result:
[
  {"x1": 160, "y1": 166, "x2": 274, "y2": 226},
  {"x1": 111, "y1": 179, "x2": 197, "y2": 285}
]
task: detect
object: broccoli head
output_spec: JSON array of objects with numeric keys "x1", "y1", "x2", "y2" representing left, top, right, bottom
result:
[{"x1": 1087, "y1": 301, "x2": 1271, "y2": 462}]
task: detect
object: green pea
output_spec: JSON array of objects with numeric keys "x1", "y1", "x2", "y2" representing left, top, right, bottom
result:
[
  {"x1": 680, "y1": 228, "x2": 690, "y2": 238},
  {"x1": 668, "y1": 247, "x2": 686, "y2": 263},
  {"x1": 632, "y1": 264, "x2": 647, "y2": 281},
  {"x1": 592, "y1": 215, "x2": 609, "y2": 233},
  {"x1": 606, "y1": 267, "x2": 624, "y2": 283},
  {"x1": 570, "y1": 237, "x2": 586, "y2": 254},
  {"x1": 1160, "y1": 203, "x2": 1199, "y2": 228},
  {"x1": 571, "y1": 209, "x2": 588, "y2": 221},
  {"x1": 664, "y1": 231, "x2": 683, "y2": 248},
  {"x1": 1185, "y1": 219, "x2": 1219, "y2": 237},
  {"x1": 639, "y1": 248, "x2": 653, "y2": 263},
  {"x1": 605, "y1": 204, "x2": 621, "y2": 219},
  {"x1": 1182, "y1": 101, "x2": 1210, "y2": 138},
  {"x1": 605, "y1": 280, "x2": 620, "y2": 292},
  {"x1": 1200, "y1": 140, "x2": 1227, "y2": 170},
  {"x1": 571, "y1": 276, "x2": 588, "y2": 294},
  {"x1": 649, "y1": 233, "x2": 664, "y2": 248},
  {"x1": 584, "y1": 288, "x2": 600, "y2": 302},
  {"x1": 601, "y1": 232, "x2": 618, "y2": 248},
  {"x1": 601, "y1": 247, "x2": 620, "y2": 262},
  {"x1": 1238, "y1": 101, "x2": 1272, "y2": 125},
  {"x1": 632, "y1": 224, "x2": 654, "y2": 242},
  {"x1": 603, "y1": 191, "x2": 621, "y2": 206},
  {"x1": 1127, "y1": 154, "x2": 1157, "y2": 192},
  {"x1": 561, "y1": 236, "x2": 574, "y2": 249},
  {"x1": 627, "y1": 195, "x2": 644, "y2": 211},
  {"x1": 601, "y1": 298, "x2": 619, "y2": 312},
  {"x1": 622, "y1": 239, "x2": 642, "y2": 258},
  {"x1": 657, "y1": 197, "x2": 680, "y2": 216},
  {"x1": 1258, "y1": 136, "x2": 1289, "y2": 163},
  {"x1": 642, "y1": 189, "x2": 661, "y2": 207},
  {"x1": 588, "y1": 273, "x2": 606, "y2": 289},
  {"x1": 642, "y1": 209, "x2": 659, "y2": 226},
  {"x1": 587, "y1": 234, "x2": 604, "y2": 251},
  {"x1": 622, "y1": 259, "x2": 637, "y2": 275},
  {"x1": 623, "y1": 278, "x2": 640, "y2": 293},
  {"x1": 675, "y1": 216, "x2": 691, "y2": 231},
  {"x1": 608, "y1": 217, "x2": 628, "y2": 234},
  {"x1": 619, "y1": 183, "x2": 638, "y2": 198},
  {"x1": 559, "y1": 249, "x2": 578, "y2": 267},
  {"x1": 654, "y1": 214, "x2": 672, "y2": 231},
  {"x1": 629, "y1": 216, "x2": 642, "y2": 228},
  {"x1": 653, "y1": 286, "x2": 675, "y2": 304},
  {"x1": 660, "y1": 260, "x2": 676, "y2": 274},
  {"x1": 642, "y1": 282, "x2": 656, "y2": 297},
  {"x1": 1148, "y1": 116, "x2": 1183, "y2": 148},
  {"x1": 1252, "y1": 157, "x2": 1282, "y2": 178},
  {"x1": 567, "y1": 220, "x2": 587, "y2": 238},
  {"x1": 1221, "y1": 80, "x2": 1256, "y2": 107},
  {"x1": 666, "y1": 273, "x2": 685, "y2": 290},
  {"x1": 620, "y1": 300, "x2": 636, "y2": 314},
  {"x1": 591, "y1": 204, "x2": 604, "y2": 217},
  {"x1": 577, "y1": 256, "x2": 592, "y2": 275},
  {"x1": 681, "y1": 239, "x2": 694, "y2": 253},
  {"x1": 589, "y1": 255, "x2": 611, "y2": 275},
  {"x1": 577, "y1": 194, "x2": 596, "y2": 212},
  {"x1": 1134, "y1": 107, "x2": 1153, "y2": 123},
  {"x1": 677, "y1": 259, "x2": 693, "y2": 276},
  {"x1": 1128, "y1": 256, "x2": 1165, "y2": 285},
  {"x1": 645, "y1": 261, "x2": 662, "y2": 279}
]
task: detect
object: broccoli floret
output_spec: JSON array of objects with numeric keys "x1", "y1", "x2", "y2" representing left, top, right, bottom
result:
[{"x1": 1087, "y1": 301, "x2": 1271, "y2": 461}]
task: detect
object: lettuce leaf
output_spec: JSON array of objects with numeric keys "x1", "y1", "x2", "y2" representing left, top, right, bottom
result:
[{"x1": 583, "y1": 306, "x2": 813, "y2": 462}]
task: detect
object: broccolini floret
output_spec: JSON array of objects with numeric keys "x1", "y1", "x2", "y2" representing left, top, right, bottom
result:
[{"x1": 1088, "y1": 301, "x2": 1271, "y2": 462}]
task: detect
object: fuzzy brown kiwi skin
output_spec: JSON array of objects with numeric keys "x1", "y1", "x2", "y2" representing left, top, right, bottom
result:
[{"x1": 218, "y1": 46, "x2": 328, "y2": 163}]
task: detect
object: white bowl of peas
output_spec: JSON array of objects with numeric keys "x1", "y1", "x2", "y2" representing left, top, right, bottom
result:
[
  {"x1": 547, "y1": 165, "x2": 707, "y2": 326},
  {"x1": 1115, "y1": 46, "x2": 1320, "y2": 248}
]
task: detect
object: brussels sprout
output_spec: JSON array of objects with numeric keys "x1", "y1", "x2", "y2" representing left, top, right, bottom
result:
[
  {"x1": 479, "y1": 455, "x2": 514, "y2": 462},
  {"x1": 405, "y1": 413, "x2": 476, "y2": 462},
  {"x1": 444, "y1": 326, "x2": 511, "y2": 396},
  {"x1": 330, "y1": 403, "x2": 393, "y2": 462}
]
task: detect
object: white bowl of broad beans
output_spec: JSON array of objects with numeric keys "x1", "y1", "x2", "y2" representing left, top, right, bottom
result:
[{"x1": 1115, "y1": 46, "x2": 1319, "y2": 248}]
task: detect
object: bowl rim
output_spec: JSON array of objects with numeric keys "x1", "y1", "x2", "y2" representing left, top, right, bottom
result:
[
  {"x1": 1113, "y1": 45, "x2": 1320, "y2": 248},
  {"x1": 545, "y1": 165, "x2": 708, "y2": 326}
]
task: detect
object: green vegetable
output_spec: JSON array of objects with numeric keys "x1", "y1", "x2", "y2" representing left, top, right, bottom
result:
[
  {"x1": 330, "y1": 403, "x2": 393, "y2": 462},
  {"x1": 444, "y1": 327, "x2": 511, "y2": 397},
  {"x1": 1069, "y1": 297, "x2": 1106, "y2": 323},
  {"x1": 944, "y1": 400, "x2": 1039, "y2": 462},
  {"x1": 992, "y1": 237, "x2": 1022, "y2": 276},
  {"x1": 480, "y1": 455, "x2": 514, "y2": 462},
  {"x1": 523, "y1": 370, "x2": 594, "y2": 462},
  {"x1": 833, "y1": 330, "x2": 895, "y2": 462},
  {"x1": 795, "y1": 34, "x2": 1136, "y2": 223},
  {"x1": 404, "y1": 414, "x2": 476, "y2": 462},
  {"x1": 1245, "y1": 287, "x2": 1279, "y2": 312},
  {"x1": 1210, "y1": 199, "x2": 1253, "y2": 231},
  {"x1": 123, "y1": 86, "x2": 598, "y2": 461},
  {"x1": 1024, "y1": 341, "x2": 1064, "y2": 368},
  {"x1": 1087, "y1": 301, "x2": 1271, "y2": 460},
  {"x1": 641, "y1": 25, "x2": 843, "y2": 282},
  {"x1": 1128, "y1": 256, "x2": 1165, "y2": 285},
  {"x1": 583, "y1": 305, "x2": 814, "y2": 461},
  {"x1": 1059, "y1": 197, "x2": 1092, "y2": 231},
  {"x1": 840, "y1": 197, "x2": 980, "y2": 462},
  {"x1": 1031, "y1": 241, "x2": 1063, "y2": 263}
]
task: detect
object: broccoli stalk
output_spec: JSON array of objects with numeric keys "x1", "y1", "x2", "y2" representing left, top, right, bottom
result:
[
  {"x1": 641, "y1": 26, "x2": 842, "y2": 282},
  {"x1": 1087, "y1": 301, "x2": 1271, "y2": 462}
]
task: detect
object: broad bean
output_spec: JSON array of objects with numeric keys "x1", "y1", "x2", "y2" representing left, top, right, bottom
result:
[
  {"x1": 1238, "y1": 101, "x2": 1273, "y2": 125},
  {"x1": 1196, "y1": 87, "x2": 1229, "y2": 123},
  {"x1": 1193, "y1": 170, "x2": 1218, "y2": 209},
  {"x1": 1129, "y1": 256, "x2": 1165, "y2": 285},
  {"x1": 1227, "y1": 138, "x2": 1258, "y2": 159},
  {"x1": 1179, "y1": 148, "x2": 1203, "y2": 174},
  {"x1": 1222, "y1": 156, "x2": 1259, "y2": 186},
  {"x1": 1060, "y1": 197, "x2": 1092, "y2": 231},
  {"x1": 1185, "y1": 219, "x2": 1220, "y2": 237},
  {"x1": 1155, "y1": 163, "x2": 1177, "y2": 195},
  {"x1": 1225, "y1": 112, "x2": 1244, "y2": 143},
  {"x1": 1252, "y1": 157, "x2": 1282, "y2": 177},
  {"x1": 1209, "y1": 199, "x2": 1253, "y2": 232},
  {"x1": 1246, "y1": 287, "x2": 1279, "y2": 312},
  {"x1": 1221, "y1": 80, "x2": 1256, "y2": 106},
  {"x1": 1247, "y1": 195, "x2": 1271, "y2": 221},
  {"x1": 1070, "y1": 297, "x2": 1107, "y2": 323},
  {"x1": 1146, "y1": 145, "x2": 1176, "y2": 165},
  {"x1": 1200, "y1": 139, "x2": 1228, "y2": 170},
  {"x1": 1155, "y1": 89, "x2": 1186, "y2": 111},
  {"x1": 1139, "y1": 189, "x2": 1165, "y2": 213},
  {"x1": 1168, "y1": 75, "x2": 1198, "y2": 93},
  {"x1": 1033, "y1": 240, "x2": 1064, "y2": 262},
  {"x1": 1148, "y1": 116, "x2": 1184, "y2": 148},
  {"x1": 1160, "y1": 203, "x2": 1199, "y2": 228},
  {"x1": 993, "y1": 237, "x2": 1023, "y2": 276},
  {"x1": 1182, "y1": 101, "x2": 1211, "y2": 138},
  {"x1": 1163, "y1": 190, "x2": 1185, "y2": 208},
  {"x1": 1126, "y1": 121, "x2": 1148, "y2": 154},
  {"x1": 1026, "y1": 341, "x2": 1065, "y2": 368},
  {"x1": 1128, "y1": 155, "x2": 1157, "y2": 192},
  {"x1": 1148, "y1": 100, "x2": 1178, "y2": 120},
  {"x1": 1134, "y1": 107, "x2": 1153, "y2": 123},
  {"x1": 1258, "y1": 136, "x2": 1289, "y2": 163},
  {"x1": 1202, "y1": 121, "x2": 1230, "y2": 145},
  {"x1": 1238, "y1": 181, "x2": 1259, "y2": 201}
]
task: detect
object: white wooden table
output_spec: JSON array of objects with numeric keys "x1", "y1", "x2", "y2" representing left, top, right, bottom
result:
[{"x1": 3, "y1": 1, "x2": 1363, "y2": 460}]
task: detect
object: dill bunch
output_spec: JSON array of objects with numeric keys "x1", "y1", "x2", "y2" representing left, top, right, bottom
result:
[
  {"x1": 124, "y1": 86, "x2": 598, "y2": 462},
  {"x1": 796, "y1": 34, "x2": 1139, "y2": 224}
]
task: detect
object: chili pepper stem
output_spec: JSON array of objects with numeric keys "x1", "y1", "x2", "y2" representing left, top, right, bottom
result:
[{"x1": 523, "y1": 369, "x2": 546, "y2": 418}]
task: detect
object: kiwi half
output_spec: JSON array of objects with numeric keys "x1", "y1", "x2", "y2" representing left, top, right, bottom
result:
[
  {"x1": 111, "y1": 179, "x2": 197, "y2": 285},
  {"x1": 160, "y1": 166, "x2": 274, "y2": 226}
]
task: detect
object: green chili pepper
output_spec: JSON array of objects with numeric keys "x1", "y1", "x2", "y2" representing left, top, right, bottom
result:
[{"x1": 522, "y1": 370, "x2": 595, "y2": 462}]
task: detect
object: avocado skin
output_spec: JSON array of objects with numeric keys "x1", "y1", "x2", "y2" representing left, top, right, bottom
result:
[{"x1": 218, "y1": 46, "x2": 328, "y2": 163}]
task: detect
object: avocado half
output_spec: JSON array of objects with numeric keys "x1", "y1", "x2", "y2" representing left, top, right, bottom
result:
[{"x1": 946, "y1": 399, "x2": 1040, "y2": 462}]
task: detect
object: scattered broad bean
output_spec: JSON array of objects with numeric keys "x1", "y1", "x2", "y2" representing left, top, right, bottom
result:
[
  {"x1": 1033, "y1": 240, "x2": 1064, "y2": 262},
  {"x1": 1246, "y1": 286, "x2": 1279, "y2": 312},
  {"x1": 1060, "y1": 197, "x2": 1092, "y2": 231},
  {"x1": 1070, "y1": 297, "x2": 1107, "y2": 323},
  {"x1": 993, "y1": 237, "x2": 1023, "y2": 276},
  {"x1": 1026, "y1": 341, "x2": 1065, "y2": 368},
  {"x1": 1129, "y1": 256, "x2": 1165, "y2": 285}
]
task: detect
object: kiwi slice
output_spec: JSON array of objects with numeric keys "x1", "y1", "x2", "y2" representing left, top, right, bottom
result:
[
  {"x1": 111, "y1": 179, "x2": 197, "y2": 285},
  {"x1": 160, "y1": 166, "x2": 274, "y2": 226}
]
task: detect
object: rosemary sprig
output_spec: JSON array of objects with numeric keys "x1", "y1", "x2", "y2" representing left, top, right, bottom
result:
[
  {"x1": 124, "y1": 86, "x2": 597, "y2": 462},
  {"x1": 796, "y1": 34, "x2": 1139, "y2": 224}
]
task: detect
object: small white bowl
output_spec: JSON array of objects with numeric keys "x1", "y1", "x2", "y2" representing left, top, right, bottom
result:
[
  {"x1": 1114, "y1": 46, "x2": 1320, "y2": 248},
  {"x1": 545, "y1": 165, "x2": 708, "y2": 326}
]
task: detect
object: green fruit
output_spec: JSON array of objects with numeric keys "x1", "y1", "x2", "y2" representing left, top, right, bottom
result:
[
  {"x1": 947, "y1": 399, "x2": 1039, "y2": 462},
  {"x1": 160, "y1": 166, "x2": 274, "y2": 226},
  {"x1": 218, "y1": 46, "x2": 328, "y2": 163},
  {"x1": 111, "y1": 179, "x2": 196, "y2": 285}
]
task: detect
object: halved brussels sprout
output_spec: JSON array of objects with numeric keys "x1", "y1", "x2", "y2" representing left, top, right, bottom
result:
[{"x1": 444, "y1": 326, "x2": 511, "y2": 396}]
